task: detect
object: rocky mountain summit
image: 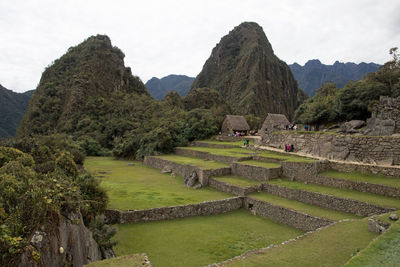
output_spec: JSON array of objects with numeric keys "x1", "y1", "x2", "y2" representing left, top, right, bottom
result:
[
  {"x1": 18, "y1": 35, "x2": 148, "y2": 138},
  {"x1": 190, "y1": 22, "x2": 307, "y2": 119}
]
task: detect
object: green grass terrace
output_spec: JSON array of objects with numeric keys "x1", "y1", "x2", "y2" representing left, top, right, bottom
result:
[
  {"x1": 238, "y1": 160, "x2": 281, "y2": 168},
  {"x1": 154, "y1": 154, "x2": 229, "y2": 169},
  {"x1": 225, "y1": 218, "x2": 377, "y2": 267},
  {"x1": 84, "y1": 157, "x2": 232, "y2": 210},
  {"x1": 112, "y1": 209, "x2": 303, "y2": 267},
  {"x1": 268, "y1": 178, "x2": 400, "y2": 209},
  {"x1": 214, "y1": 175, "x2": 263, "y2": 187},
  {"x1": 180, "y1": 146, "x2": 254, "y2": 157},
  {"x1": 249, "y1": 192, "x2": 361, "y2": 221},
  {"x1": 320, "y1": 170, "x2": 400, "y2": 189}
]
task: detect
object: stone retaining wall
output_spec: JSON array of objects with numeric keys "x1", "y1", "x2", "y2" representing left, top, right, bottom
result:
[
  {"x1": 174, "y1": 147, "x2": 252, "y2": 164},
  {"x1": 105, "y1": 197, "x2": 244, "y2": 224},
  {"x1": 311, "y1": 175, "x2": 400, "y2": 198},
  {"x1": 263, "y1": 183, "x2": 394, "y2": 216},
  {"x1": 143, "y1": 156, "x2": 231, "y2": 185},
  {"x1": 262, "y1": 131, "x2": 400, "y2": 165},
  {"x1": 244, "y1": 198, "x2": 333, "y2": 232},
  {"x1": 208, "y1": 178, "x2": 263, "y2": 196},
  {"x1": 191, "y1": 141, "x2": 237, "y2": 149},
  {"x1": 328, "y1": 161, "x2": 400, "y2": 178},
  {"x1": 231, "y1": 162, "x2": 281, "y2": 181},
  {"x1": 215, "y1": 136, "x2": 245, "y2": 142}
]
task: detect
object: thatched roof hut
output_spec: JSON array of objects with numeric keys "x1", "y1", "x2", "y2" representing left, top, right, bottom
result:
[
  {"x1": 221, "y1": 115, "x2": 250, "y2": 134},
  {"x1": 261, "y1": 113, "x2": 290, "y2": 133}
]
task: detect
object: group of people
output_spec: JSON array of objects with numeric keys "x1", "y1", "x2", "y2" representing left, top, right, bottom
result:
[
  {"x1": 243, "y1": 139, "x2": 250, "y2": 147},
  {"x1": 285, "y1": 123, "x2": 297, "y2": 131},
  {"x1": 284, "y1": 144, "x2": 295, "y2": 152},
  {"x1": 229, "y1": 131, "x2": 246, "y2": 137}
]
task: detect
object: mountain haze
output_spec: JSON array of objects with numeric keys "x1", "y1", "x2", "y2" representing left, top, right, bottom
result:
[
  {"x1": 190, "y1": 22, "x2": 307, "y2": 119},
  {"x1": 290, "y1": 60, "x2": 380, "y2": 96},
  {"x1": 146, "y1": 74, "x2": 194, "y2": 100},
  {"x1": 0, "y1": 85, "x2": 33, "y2": 138}
]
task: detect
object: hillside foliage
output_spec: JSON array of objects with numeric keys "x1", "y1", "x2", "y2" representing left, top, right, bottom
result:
[
  {"x1": 0, "y1": 135, "x2": 108, "y2": 265},
  {"x1": 295, "y1": 48, "x2": 400, "y2": 125}
]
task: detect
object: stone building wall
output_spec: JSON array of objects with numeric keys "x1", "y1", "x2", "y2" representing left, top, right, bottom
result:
[
  {"x1": 231, "y1": 162, "x2": 281, "y2": 181},
  {"x1": 244, "y1": 198, "x2": 333, "y2": 232},
  {"x1": 105, "y1": 197, "x2": 244, "y2": 224},
  {"x1": 208, "y1": 178, "x2": 263, "y2": 196},
  {"x1": 143, "y1": 156, "x2": 231, "y2": 185},
  {"x1": 174, "y1": 147, "x2": 252, "y2": 164},
  {"x1": 262, "y1": 183, "x2": 394, "y2": 216},
  {"x1": 261, "y1": 131, "x2": 400, "y2": 165}
]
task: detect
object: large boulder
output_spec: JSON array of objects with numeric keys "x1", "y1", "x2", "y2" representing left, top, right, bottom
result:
[{"x1": 339, "y1": 120, "x2": 365, "y2": 133}]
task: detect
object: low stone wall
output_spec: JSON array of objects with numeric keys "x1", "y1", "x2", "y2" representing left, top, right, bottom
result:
[
  {"x1": 208, "y1": 178, "x2": 263, "y2": 196},
  {"x1": 310, "y1": 175, "x2": 400, "y2": 199},
  {"x1": 244, "y1": 198, "x2": 333, "y2": 232},
  {"x1": 328, "y1": 161, "x2": 400, "y2": 178},
  {"x1": 263, "y1": 183, "x2": 394, "y2": 216},
  {"x1": 191, "y1": 141, "x2": 237, "y2": 149},
  {"x1": 280, "y1": 161, "x2": 327, "y2": 180},
  {"x1": 231, "y1": 162, "x2": 281, "y2": 181},
  {"x1": 262, "y1": 131, "x2": 400, "y2": 165},
  {"x1": 105, "y1": 198, "x2": 244, "y2": 224},
  {"x1": 215, "y1": 136, "x2": 245, "y2": 142},
  {"x1": 252, "y1": 155, "x2": 281, "y2": 164},
  {"x1": 174, "y1": 147, "x2": 252, "y2": 164},
  {"x1": 143, "y1": 156, "x2": 231, "y2": 185}
]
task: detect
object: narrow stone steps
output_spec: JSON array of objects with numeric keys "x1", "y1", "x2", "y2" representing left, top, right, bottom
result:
[
  {"x1": 268, "y1": 178, "x2": 400, "y2": 210},
  {"x1": 249, "y1": 192, "x2": 361, "y2": 221}
]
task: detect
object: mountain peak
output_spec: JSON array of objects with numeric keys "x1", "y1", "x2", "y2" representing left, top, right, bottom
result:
[{"x1": 190, "y1": 22, "x2": 306, "y2": 119}]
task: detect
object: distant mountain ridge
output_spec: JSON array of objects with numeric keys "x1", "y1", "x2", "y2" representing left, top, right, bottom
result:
[
  {"x1": 289, "y1": 60, "x2": 380, "y2": 96},
  {"x1": 0, "y1": 84, "x2": 33, "y2": 138},
  {"x1": 146, "y1": 74, "x2": 194, "y2": 100},
  {"x1": 190, "y1": 22, "x2": 307, "y2": 119}
]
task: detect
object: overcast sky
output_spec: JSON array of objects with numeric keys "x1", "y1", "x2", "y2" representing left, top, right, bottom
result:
[{"x1": 1, "y1": 0, "x2": 399, "y2": 93}]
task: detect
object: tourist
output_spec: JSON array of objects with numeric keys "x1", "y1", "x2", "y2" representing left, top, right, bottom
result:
[
  {"x1": 290, "y1": 144, "x2": 294, "y2": 152},
  {"x1": 294, "y1": 124, "x2": 297, "y2": 131}
]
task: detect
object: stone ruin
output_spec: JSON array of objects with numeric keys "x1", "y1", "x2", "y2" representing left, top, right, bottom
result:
[{"x1": 365, "y1": 96, "x2": 400, "y2": 136}]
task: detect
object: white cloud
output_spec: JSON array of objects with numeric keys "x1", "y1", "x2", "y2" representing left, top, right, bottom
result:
[{"x1": 0, "y1": 0, "x2": 399, "y2": 92}]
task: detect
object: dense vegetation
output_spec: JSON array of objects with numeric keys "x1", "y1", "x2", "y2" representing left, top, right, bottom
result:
[
  {"x1": 145, "y1": 74, "x2": 194, "y2": 100},
  {"x1": 17, "y1": 35, "x2": 223, "y2": 159},
  {"x1": 0, "y1": 85, "x2": 33, "y2": 139},
  {"x1": 190, "y1": 22, "x2": 307, "y2": 119},
  {"x1": 295, "y1": 48, "x2": 400, "y2": 126},
  {"x1": 290, "y1": 60, "x2": 380, "y2": 96},
  {"x1": 0, "y1": 135, "x2": 109, "y2": 265}
]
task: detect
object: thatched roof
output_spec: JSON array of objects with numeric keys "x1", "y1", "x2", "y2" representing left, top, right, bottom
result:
[
  {"x1": 224, "y1": 115, "x2": 250, "y2": 131},
  {"x1": 262, "y1": 113, "x2": 290, "y2": 129}
]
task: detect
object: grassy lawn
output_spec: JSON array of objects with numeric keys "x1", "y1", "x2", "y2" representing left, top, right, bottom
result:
[
  {"x1": 214, "y1": 175, "x2": 263, "y2": 187},
  {"x1": 155, "y1": 154, "x2": 229, "y2": 169},
  {"x1": 320, "y1": 170, "x2": 400, "y2": 188},
  {"x1": 85, "y1": 254, "x2": 148, "y2": 267},
  {"x1": 257, "y1": 150, "x2": 317, "y2": 163},
  {"x1": 268, "y1": 179, "x2": 400, "y2": 209},
  {"x1": 225, "y1": 219, "x2": 377, "y2": 267},
  {"x1": 181, "y1": 146, "x2": 254, "y2": 157},
  {"x1": 345, "y1": 212, "x2": 400, "y2": 267},
  {"x1": 239, "y1": 160, "x2": 281, "y2": 168},
  {"x1": 85, "y1": 157, "x2": 231, "y2": 210},
  {"x1": 200, "y1": 140, "x2": 245, "y2": 146},
  {"x1": 112, "y1": 209, "x2": 303, "y2": 267},
  {"x1": 249, "y1": 192, "x2": 361, "y2": 221}
]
